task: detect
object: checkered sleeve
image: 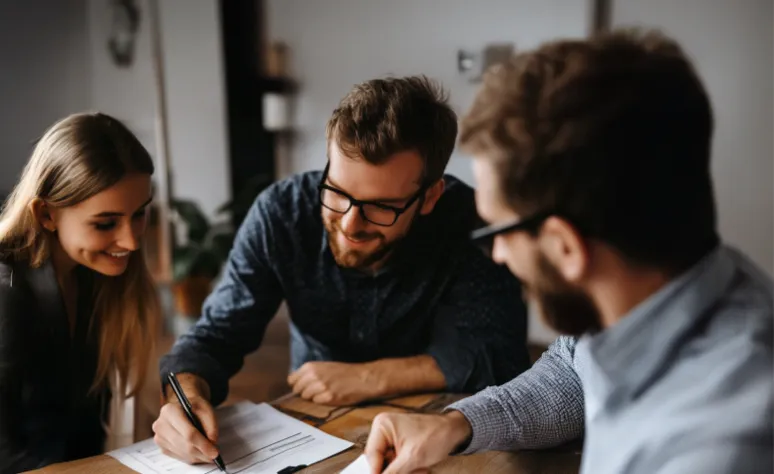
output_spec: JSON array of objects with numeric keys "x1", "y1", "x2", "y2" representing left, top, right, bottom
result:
[{"x1": 445, "y1": 336, "x2": 585, "y2": 453}]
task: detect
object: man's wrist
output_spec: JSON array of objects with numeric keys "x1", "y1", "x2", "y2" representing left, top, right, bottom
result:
[
  {"x1": 165, "y1": 372, "x2": 211, "y2": 403},
  {"x1": 360, "y1": 361, "x2": 389, "y2": 398},
  {"x1": 361, "y1": 355, "x2": 446, "y2": 399},
  {"x1": 444, "y1": 410, "x2": 473, "y2": 455}
]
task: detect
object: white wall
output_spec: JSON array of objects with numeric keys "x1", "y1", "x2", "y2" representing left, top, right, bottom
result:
[
  {"x1": 612, "y1": 0, "x2": 774, "y2": 275},
  {"x1": 0, "y1": 0, "x2": 92, "y2": 193},
  {"x1": 0, "y1": 0, "x2": 231, "y2": 221},
  {"x1": 88, "y1": 0, "x2": 159, "y2": 162},
  {"x1": 266, "y1": 0, "x2": 591, "y2": 186},
  {"x1": 156, "y1": 0, "x2": 231, "y2": 219},
  {"x1": 88, "y1": 0, "x2": 231, "y2": 220}
]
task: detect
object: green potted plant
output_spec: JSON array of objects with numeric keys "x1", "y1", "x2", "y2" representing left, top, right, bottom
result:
[
  {"x1": 170, "y1": 173, "x2": 272, "y2": 318},
  {"x1": 170, "y1": 199, "x2": 233, "y2": 318}
]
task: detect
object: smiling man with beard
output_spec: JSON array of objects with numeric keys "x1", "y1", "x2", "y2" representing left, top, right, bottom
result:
[
  {"x1": 364, "y1": 30, "x2": 772, "y2": 474},
  {"x1": 153, "y1": 76, "x2": 530, "y2": 466}
]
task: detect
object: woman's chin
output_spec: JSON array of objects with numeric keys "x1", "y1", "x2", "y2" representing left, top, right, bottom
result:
[{"x1": 84, "y1": 252, "x2": 131, "y2": 276}]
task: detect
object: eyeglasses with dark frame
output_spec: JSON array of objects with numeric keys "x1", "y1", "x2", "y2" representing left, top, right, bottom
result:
[
  {"x1": 318, "y1": 166, "x2": 427, "y2": 227},
  {"x1": 470, "y1": 211, "x2": 553, "y2": 242}
]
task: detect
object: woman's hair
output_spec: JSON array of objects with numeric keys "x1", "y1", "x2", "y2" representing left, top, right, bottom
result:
[{"x1": 0, "y1": 111, "x2": 160, "y2": 398}]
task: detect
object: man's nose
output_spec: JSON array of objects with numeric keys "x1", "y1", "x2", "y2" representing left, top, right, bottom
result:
[
  {"x1": 492, "y1": 236, "x2": 508, "y2": 265},
  {"x1": 339, "y1": 205, "x2": 367, "y2": 234}
]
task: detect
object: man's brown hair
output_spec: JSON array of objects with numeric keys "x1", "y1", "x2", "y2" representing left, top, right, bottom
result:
[
  {"x1": 326, "y1": 75, "x2": 458, "y2": 184},
  {"x1": 461, "y1": 29, "x2": 719, "y2": 271}
]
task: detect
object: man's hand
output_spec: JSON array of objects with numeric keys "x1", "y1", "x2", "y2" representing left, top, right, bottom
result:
[
  {"x1": 287, "y1": 361, "x2": 380, "y2": 405},
  {"x1": 364, "y1": 411, "x2": 472, "y2": 474},
  {"x1": 152, "y1": 374, "x2": 220, "y2": 465}
]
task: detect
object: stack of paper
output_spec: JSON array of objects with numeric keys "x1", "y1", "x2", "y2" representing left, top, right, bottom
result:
[{"x1": 108, "y1": 402, "x2": 353, "y2": 474}]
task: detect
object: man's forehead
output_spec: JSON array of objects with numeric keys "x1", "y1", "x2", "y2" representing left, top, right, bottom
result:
[
  {"x1": 473, "y1": 158, "x2": 519, "y2": 222},
  {"x1": 327, "y1": 143, "x2": 424, "y2": 197}
]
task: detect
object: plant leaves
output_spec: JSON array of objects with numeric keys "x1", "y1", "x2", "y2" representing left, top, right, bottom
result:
[
  {"x1": 171, "y1": 177, "x2": 272, "y2": 281},
  {"x1": 210, "y1": 231, "x2": 236, "y2": 262},
  {"x1": 189, "y1": 250, "x2": 223, "y2": 279},
  {"x1": 173, "y1": 245, "x2": 223, "y2": 281},
  {"x1": 172, "y1": 246, "x2": 203, "y2": 281},
  {"x1": 172, "y1": 199, "x2": 209, "y2": 244}
]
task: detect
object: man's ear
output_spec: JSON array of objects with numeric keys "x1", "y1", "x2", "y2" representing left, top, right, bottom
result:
[
  {"x1": 29, "y1": 198, "x2": 55, "y2": 232},
  {"x1": 538, "y1": 216, "x2": 589, "y2": 283},
  {"x1": 419, "y1": 178, "x2": 445, "y2": 215}
]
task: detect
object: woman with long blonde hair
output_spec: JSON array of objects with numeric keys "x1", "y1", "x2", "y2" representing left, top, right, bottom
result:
[{"x1": 0, "y1": 112, "x2": 160, "y2": 471}]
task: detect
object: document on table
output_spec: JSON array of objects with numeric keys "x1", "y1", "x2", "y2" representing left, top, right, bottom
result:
[
  {"x1": 108, "y1": 401, "x2": 353, "y2": 474},
  {"x1": 340, "y1": 454, "x2": 372, "y2": 474}
]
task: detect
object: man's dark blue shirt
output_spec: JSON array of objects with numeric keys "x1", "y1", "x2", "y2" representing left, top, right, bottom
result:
[{"x1": 160, "y1": 171, "x2": 530, "y2": 405}]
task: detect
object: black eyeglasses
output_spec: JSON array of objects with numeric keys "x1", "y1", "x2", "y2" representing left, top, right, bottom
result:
[
  {"x1": 318, "y1": 167, "x2": 427, "y2": 227},
  {"x1": 471, "y1": 212, "x2": 553, "y2": 242}
]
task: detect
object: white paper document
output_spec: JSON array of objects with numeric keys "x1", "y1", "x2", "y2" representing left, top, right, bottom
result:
[
  {"x1": 340, "y1": 454, "x2": 372, "y2": 474},
  {"x1": 108, "y1": 402, "x2": 353, "y2": 474}
]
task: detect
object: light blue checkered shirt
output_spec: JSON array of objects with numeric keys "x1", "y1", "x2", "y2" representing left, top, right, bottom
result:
[{"x1": 448, "y1": 245, "x2": 772, "y2": 474}]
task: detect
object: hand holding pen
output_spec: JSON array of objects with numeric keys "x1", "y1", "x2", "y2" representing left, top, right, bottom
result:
[{"x1": 151, "y1": 372, "x2": 227, "y2": 472}]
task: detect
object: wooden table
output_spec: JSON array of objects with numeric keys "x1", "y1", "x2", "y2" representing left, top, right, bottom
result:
[{"x1": 27, "y1": 393, "x2": 581, "y2": 474}]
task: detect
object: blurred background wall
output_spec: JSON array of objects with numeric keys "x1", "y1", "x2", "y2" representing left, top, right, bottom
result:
[
  {"x1": 0, "y1": 0, "x2": 92, "y2": 194},
  {"x1": 265, "y1": 0, "x2": 592, "y2": 183}
]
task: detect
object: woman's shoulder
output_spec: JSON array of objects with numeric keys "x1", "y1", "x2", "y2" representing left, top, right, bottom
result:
[
  {"x1": 0, "y1": 258, "x2": 34, "y2": 309},
  {"x1": 0, "y1": 259, "x2": 33, "y2": 369},
  {"x1": 0, "y1": 259, "x2": 14, "y2": 290},
  {"x1": 0, "y1": 260, "x2": 24, "y2": 331}
]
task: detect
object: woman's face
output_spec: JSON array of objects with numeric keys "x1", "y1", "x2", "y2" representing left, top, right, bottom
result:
[{"x1": 46, "y1": 173, "x2": 153, "y2": 276}]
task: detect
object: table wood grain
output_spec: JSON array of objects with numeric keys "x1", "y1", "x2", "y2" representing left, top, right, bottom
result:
[{"x1": 26, "y1": 393, "x2": 581, "y2": 473}]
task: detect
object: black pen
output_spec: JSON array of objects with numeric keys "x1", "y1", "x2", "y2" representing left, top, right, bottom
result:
[{"x1": 166, "y1": 372, "x2": 228, "y2": 472}]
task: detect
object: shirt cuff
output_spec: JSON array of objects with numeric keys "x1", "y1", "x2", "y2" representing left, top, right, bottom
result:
[
  {"x1": 426, "y1": 343, "x2": 477, "y2": 392},
  {"x1": 158, "y1": 350, "x2": 230, "y2": 407},
  {"x1": 425, "y1": 322, "x2": 484, "y2": 391},
  {"x1": 444, "y1": 394, "x2": 503, "y2": 454}
]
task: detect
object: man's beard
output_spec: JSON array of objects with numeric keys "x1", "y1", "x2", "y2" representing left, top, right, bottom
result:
[
  {"x1": 527, "y1": 252, "x2": 602, "y2": 336},
  {"x1": 323, "y1": 219, "x2": 404, "y2": 270}
]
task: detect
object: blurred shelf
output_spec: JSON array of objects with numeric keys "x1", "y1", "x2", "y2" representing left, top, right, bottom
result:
[{"x1": 258, "y1": 76, "x2": 297, "y2": 94}]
